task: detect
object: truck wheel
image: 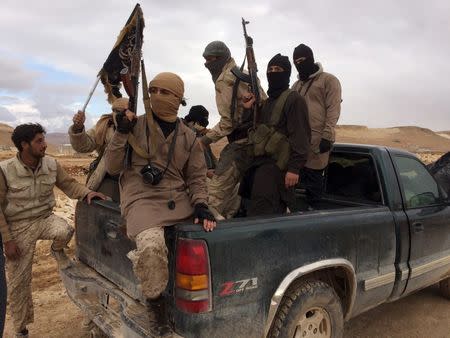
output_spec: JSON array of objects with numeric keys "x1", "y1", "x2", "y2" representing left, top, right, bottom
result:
[
  {"x1": 268, "y1": 280, "x2": 343, "y2": 338},
  {"x1": 439, "y1": 277, "x2": 450, "y2": 299}
]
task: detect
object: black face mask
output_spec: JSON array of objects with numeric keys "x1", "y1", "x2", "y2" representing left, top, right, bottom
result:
[
  {"x1": 295, "y1": 58, "x2": 318, "y2": 81},
  {"x1": 204, "y1": 57, "x2": 230, "y2": 83},
  {"x1": 267, "y1": 71, "x2": 290, "y2": 99}
]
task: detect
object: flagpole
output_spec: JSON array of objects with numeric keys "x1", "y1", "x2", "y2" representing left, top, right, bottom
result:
[{"x1": 81, "y1": 75, "x2": 101, "y2": 112}]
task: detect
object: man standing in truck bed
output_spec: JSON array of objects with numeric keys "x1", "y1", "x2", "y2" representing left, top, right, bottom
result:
[
  {"x1": 0, "y1": 123, "x2": 105, "y2": 338},
  {"x1": 200, "y1": 41, "x2": 267, "y2": 219},
  {"x1": 292, "y1": 43, "x2": 342, "y2": 207},
  {"x1": 241, "y1": 54, "x2": 311, "y2": 215}
]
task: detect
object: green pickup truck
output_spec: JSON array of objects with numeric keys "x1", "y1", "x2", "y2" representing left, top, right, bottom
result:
[{"x1": 60, "y1": 144, "x2": 450, "y2": 338}]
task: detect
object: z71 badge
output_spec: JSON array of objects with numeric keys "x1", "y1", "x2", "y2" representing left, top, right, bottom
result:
[{"x1": 219, "y1": 278, "x2": 258, "y2": 296}]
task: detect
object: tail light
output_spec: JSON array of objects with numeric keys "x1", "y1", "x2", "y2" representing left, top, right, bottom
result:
[{"x1": 175, "y1": 238, "x2": 211, "y2": 313}]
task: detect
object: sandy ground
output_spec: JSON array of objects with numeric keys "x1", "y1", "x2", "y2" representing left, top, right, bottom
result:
[{"x1": 2, "y1": 153, "x2": 449, "y2": 337}]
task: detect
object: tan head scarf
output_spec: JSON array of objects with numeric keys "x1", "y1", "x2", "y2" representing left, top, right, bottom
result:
[
  {"x1": 149, "y1": 72, "x2": 184, "y2": 122},
  {"x1": 111, "y1": 97, "x2": 129, "y2": 111}
]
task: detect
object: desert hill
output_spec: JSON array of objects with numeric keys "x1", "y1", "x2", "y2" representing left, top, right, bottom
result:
[
  {"x1": 1, "y1": 123, "x2": 449, "y2": 156},
  {"x1": 437, "y1": 131, "x2": 450, "y2": 139},
  {"x1": 210, "y1": 125, "x2": 450, "y2": 157},
  {"x1": 46, "y1": 132, "x2": 70, "y2": 145},
  {"x1": 335, "y1": 125, "x2": 450, "y2": 153},
  {"x1": 0, "y1": 123, "x2": 14, "y2": 148},
  {"x1": 0, "y1": 123, "x2": 61, "y2": 154}
]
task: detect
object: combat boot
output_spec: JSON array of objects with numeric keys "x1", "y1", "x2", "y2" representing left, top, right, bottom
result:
[
  {"x1": 51, "y1": 246, "x2": 71, "y2": 269},
  {"x1": 147, "y1": 295, "x2": 172, "y2": 337}
]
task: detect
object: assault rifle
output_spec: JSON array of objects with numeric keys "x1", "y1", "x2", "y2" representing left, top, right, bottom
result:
[{"x1": 231, "y1": 17, "x2": 261, "y2": 126}]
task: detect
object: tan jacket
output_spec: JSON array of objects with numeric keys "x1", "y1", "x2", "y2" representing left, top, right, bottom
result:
[
  {"x1": 205, "y1": 58, "x2": 267, "y2": 144},
  {"x1": 0, "y1": 155, "x2": 91, "y2": 242},
  {"x1": 104, "y1": 116, "x2": 208, "y2": 237},
  {"x1": 68, "y1": 114, "x2": 115, "y2": 190},
  {"x1": 292, "y1": 63, "x2": 342, "y2": 170}
]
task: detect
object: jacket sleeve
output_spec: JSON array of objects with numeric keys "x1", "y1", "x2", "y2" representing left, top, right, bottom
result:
[
  {"x1": 204, "y1": 69, "x2": 267, "y2": 145},
  {"x1": 286, "y1": 94, "x2": 311, "y2": 174},
  {"x1": 322, "y1": 75, "x2": 342, "y2": 141},
  {"x1": 55, "y1": 161, "x2": 91, "y2": 200},
  {"x1": 68, "y1": 125, "x2": 97, "y2": 153},
  {"x1": 103, "y1": 131, "x2": 129, "y2": 175},
  {"x1": 0, "y1": 169, "x2": 12, "y2": 242},
  {"x1": 183, "y1": 138, "x2": 208, "y2": 206},
  {"x1": 204, "y1": 73, "x2": 237, "y2": 144}
]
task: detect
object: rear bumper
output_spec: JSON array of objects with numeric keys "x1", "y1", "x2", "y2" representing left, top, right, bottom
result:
[{"x1": 60, "y1": 259, "x2": 178, "y2": 338}]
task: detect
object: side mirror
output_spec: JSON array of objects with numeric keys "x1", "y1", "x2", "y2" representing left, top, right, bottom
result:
[{"x1": 408, "y1": 192, "x2": 437, "y2": 208}]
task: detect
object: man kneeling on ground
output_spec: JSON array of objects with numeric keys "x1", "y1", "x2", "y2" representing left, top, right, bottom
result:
[{"x1": 0, "y1": 123, "x2": 105, "y2": 338}]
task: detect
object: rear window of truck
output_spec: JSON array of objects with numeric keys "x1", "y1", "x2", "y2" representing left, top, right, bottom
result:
[{"x1": 325, "y1": 152, "x2": 382, "y2": 204}]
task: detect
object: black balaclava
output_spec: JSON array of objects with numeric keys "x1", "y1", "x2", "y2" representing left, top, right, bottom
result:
[
  {"x1": 267, "y1": 53, "x2": 291, "y2": 99},
  {"x1": 203, "y1": 41, "x2": 231, "y2": 83},
  {"x1": 185, "y1": 105, "x2": 209, "y2": 127},
  {"x1": 293, "y1": 43, "x2": 319, "y2": 81}
]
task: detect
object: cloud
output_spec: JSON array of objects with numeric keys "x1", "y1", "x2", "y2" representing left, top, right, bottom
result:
[
  {"x1": 0, "y1": 58, "x2": 41, "y2": 92},
  {"x1": 0, "y1": 0, "x2": 449, "y2": 131},
  {"x1": 0, "y1": 106, "x2": 16, "y2": 122}
]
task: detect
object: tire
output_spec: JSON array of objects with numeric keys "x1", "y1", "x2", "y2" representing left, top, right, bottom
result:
[
  {"x1": 439, "y1": 277, "x2": 450, "y2": 299},
  {"x1": 268, "y1": 280, "x2": 343, "y2": 338}
]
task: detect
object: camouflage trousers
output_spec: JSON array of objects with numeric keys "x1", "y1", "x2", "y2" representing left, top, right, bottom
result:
[
  {"x1": 127, "y1": 227, "x2": 168, "y2": 300},
  {"x1": 6, "y1": 214, "x2": 74, "y2": 332},
  {"x1": 208, "y1": 142, "x2": 250, "y2": 219},
  {"x1": 208, "y1": 165, "x2": 241, "y2": 219}
]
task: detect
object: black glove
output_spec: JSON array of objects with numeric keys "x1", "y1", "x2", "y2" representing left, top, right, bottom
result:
[
  {"x1": 319, "y1": 138, "x2": 333, "y2": 153},
  {"x1": 116, "y1": 112, "x2": 136, "y2": 134},
  {"x1": 193, "y1": 203, "x2": 215, "y2": 223}
]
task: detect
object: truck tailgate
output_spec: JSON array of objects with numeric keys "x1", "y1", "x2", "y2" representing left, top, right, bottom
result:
[{"x1": 60, "y1": 259, "x2": 178, "y2": 338}]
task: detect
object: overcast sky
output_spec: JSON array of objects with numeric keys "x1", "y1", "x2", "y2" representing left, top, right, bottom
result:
[{"x1": 1, "y1": 0, "x2": 449, "y2": 132}]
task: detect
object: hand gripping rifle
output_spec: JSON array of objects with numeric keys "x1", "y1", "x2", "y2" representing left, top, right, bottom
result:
[{"x1": 231, "y1": 17, "x2": 261, "y2": 127}]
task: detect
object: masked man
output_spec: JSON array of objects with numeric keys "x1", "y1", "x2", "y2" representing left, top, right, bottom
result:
[
  {"x1": 241, "y1": 54, "x2": 310, "y2": 215},
  {"x1": 0, "y1": 123, "x2": 104, "y2": 338},
  {"x1": 292, "y1": 44, "x2": 342, "y2": 207},
  {"x1": 182, "y1": 105, "x2": 217, "y2": 174},
  {"x1": 201, "y1": 41, "x2": 267, "y2": 219},
  {"x1": 104, "y1": 72, "x2": 216, "y2": 336},
  {"x1": 69, "y1": 97, "x2": 129, "y2": 194}
]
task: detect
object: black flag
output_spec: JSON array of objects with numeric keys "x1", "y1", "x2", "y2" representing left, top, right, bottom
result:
[{"x1": 98, "y1": 4, "x2": 144, "y2": 105}]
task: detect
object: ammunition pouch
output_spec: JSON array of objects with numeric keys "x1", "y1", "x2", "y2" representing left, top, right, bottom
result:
[
  {"x1": 247, "y1": 89, "x2": 292, "y2": 170},
  {"x1": 249, "y1": 125, "x2": 290, "y2": 170}
]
